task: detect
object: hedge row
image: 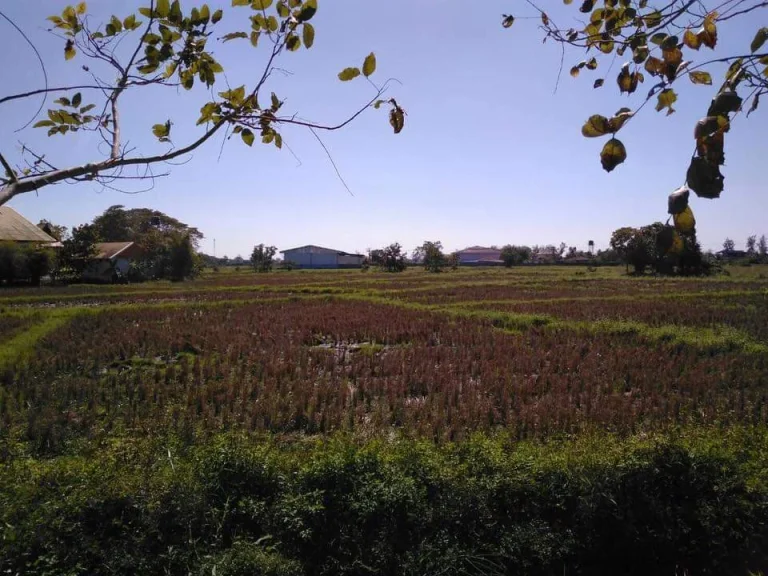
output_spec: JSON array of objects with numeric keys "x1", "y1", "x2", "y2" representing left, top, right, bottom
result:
[{"x1": 2, "y1": 430, "x2": 768, "y2": 575}]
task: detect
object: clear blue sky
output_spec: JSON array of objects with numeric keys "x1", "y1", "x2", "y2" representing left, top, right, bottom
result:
[{"x1": 1, "y1": 0, "x2": 765, "y2": 257}]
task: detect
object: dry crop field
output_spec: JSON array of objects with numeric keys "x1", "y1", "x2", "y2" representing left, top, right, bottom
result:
[
  {"x1": 3, "y1": 265, "x2": 768, "y2": 575},
  {"x1": 2, "y1": 265, "x2": 767, "y2": 448}
]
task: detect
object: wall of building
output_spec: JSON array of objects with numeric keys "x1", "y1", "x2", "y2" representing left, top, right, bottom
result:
[
  {"x1": 82, "y1": 258, "x2": 132, "y2": 282},
  {"x1": 282, "y1": 251, "x2": 339, "y2": 269}
]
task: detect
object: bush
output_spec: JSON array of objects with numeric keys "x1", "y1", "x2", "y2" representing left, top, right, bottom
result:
[
  {"x1": 2, "y1": 432, "x2": 767, "y2": 576},
  {"x1": 0, "y1": 242, "x2": 52, "y2": 285}
]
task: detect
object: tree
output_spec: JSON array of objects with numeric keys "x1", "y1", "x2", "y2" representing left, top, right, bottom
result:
[
  {"x1": 447, "y1": 251, "x2": 460, "y2": 270},
  {"x1": 746, "y1": 235, "x2": 757, "y2": 254},
  {"x1": 251, "y1": 244, "x2": 277, "y2": 273},
  {"x1": 759, "y1": 235, "x2": 768, "y2": 257},
  {"x1": 500, "y1": 245, "x2": 532, "y2": 267},
  {"x1": 369, "y1": 243, "x2": 406, "y2": 273},
  {"x1": 418, "y1": 241, "x2": 446, "y2": 273},
  {"x1": 37, "y1": 219, "x2": 68, "y2": 241},
  {"x1": 723, "y1": 237, "x2": 736, "y2": 253},
  {"x1": 0, "y1": 1, "x2": 405, "y2": 205},
  {"x1": 503, "y1": 3, "x2": 767, "y2": 231},
  {"x1": 167, "y1": 233, "x2": 198, "y2": 281},
  {"x1": 59, "y1": 224, "x2": 99, "y2": 276},
  {"x1": 92, "y1": 206, "x2": 202, "y2": 246}
]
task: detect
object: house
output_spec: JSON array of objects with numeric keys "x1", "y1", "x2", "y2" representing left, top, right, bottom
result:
[
  {"x1": 456, "y1": 246, "x2": 503, "y2": 265},
  {"x1": 0, "y1": 206, "x2": 58, "y2": 245},
  {"x1": 280, "y1": 245, "x2": 365, "y2": 269},
  {"x1": 82, "y1": 241, "x2": 142, "y2": 282}
]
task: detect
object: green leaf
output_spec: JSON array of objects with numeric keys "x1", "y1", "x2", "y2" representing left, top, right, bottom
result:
[
  {"x1": 338, "y1": 67, "x2": 361, "y2": 81},
  {"x1": 241, "y1": 129, "x2": 255, "y2": 146},
  {"x1": 199, "y1": 4, "x2": 210, "y2": 23},
  {"x1": 222, "y1": 31, "x2": 248, "y2": 41},
  {"x1": 362, "y1": 52, "x2": 377, "y2": 77},
  {"x1": 600, "y1": 138, "x2": 626, "y2": 172},
  {"x1": 72, "y1": 92, "x2": 82, "y2": 108},
  {"x1": 302, "y1": 22, "x2": 315, "y2": 49},
  {"x1": 250, "y1": 31, "x2": 260, "y2": 46},
  {"x1": 252, "y1": 0, "x2": 273, "y2": 9},
  {"x1": 286, "y1": 34, "x2": 301, "y2": 51},
  {"x1": 266, "y1": 15, "x2": 278, "y2": 31},
  {"x1": 581, "y1": 114, "x2": 610, "y2": 137},
  {"x1": 152, "y1": 121, "x2": 171, "y2": 140},
  {"x1": 373, "y1": 99, "x2": 386, "y2": 109},
  {"x1": 33, "y1": 120, "x2": 56, "y2": 128},
  {"x1": 54, "y1": 97, "x2": 71, "y2": 107},
  {"x1": 751, "y1": 27, "x2": 768, "y2": 53},
  {"x1": 274, "y1": 133, "x2": 283, "y2": 149},
  {"x1": 138, "y1": 7, "x2": 153, "y2": 17},
  {"x1": 271, "y1": 92, "x2": 281, "y2": 110},
  {"x1": 649, "y1": 32, "x2": 667, "y2": 46},
  {"x1": 655, "y1": 88, "x2": 677, "y2": 114},
  {"x1": 76, "y1": 2, "x2": 87, "y2": 14},
  {"x1": 156, "y1": 0, "x2": 170, "y2": 17},
  {"x1": 232, "y1": 0, "x2": 250, "y2": 5},
  {"x1": 212, "y1": 8, "x2": 223, "y2": 23},
  {"x1": 123, "y1": 14, "x2": 137, "y2": 30},
  {"x1": 277, "y1": 1, "x2": 290, "y2": 17},
  {"x1": 80, "y1": 104, "x2": 96, "y2": 113},
  {"x1": 688, "y1": 71, "x2": 712, "y2": 85},
  {"x1": 297, "y1": 0, "x2": 317, "y2": 22}
]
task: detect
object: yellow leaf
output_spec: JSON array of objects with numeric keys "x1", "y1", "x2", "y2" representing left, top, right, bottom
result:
[
  {"x1": 362, "y1": 52, "x2": 376, "y2": 78},
  {"x1": 751, "y1": 28, "x2": 768, "y2": 53},
  {"x1": 302, "y1": 22, "x2": 315, "y2": 49},
  {"x1": 338, "y1": 67, "x2": 360, "y2": 81},
  {"x1": 64, "y1": 40, "x2": 76, "y2": 61},
  {"x1": 699, "y1": 12, "x2": 717, "y2": 49},
  {"x1": 673, "y1": 206, "x2": 696, "y2": 234},
  {"x1": 689, "y1": 71, "x2": 712, "y2": 85},
  {"x1": 683, "y1": 29, "x2": 700, "y2": 50},
  {"x1": 76, "y1": 2, "x2": 87, "y2": 15},
  {"x1": 655, "y1": 88, "x2": 677, "y2": 113}
]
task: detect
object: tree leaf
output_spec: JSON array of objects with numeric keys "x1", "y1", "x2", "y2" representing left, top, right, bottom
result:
[
  {"x1": 581, "y1": 114, "x2": 610, "y2": 137},
  {"x1": 751, "y1": 28, "x2": 768, "y2": 53},
  {"x1": 241, "y1": 128, "x2": 255, "y2": 146},
  {"x1": 297, "y1": 0, "x2": 317, "y2": 22},
  {"x1": 302, "y1": 22, "x2": 315, "y2": 49},
  {"x1": 699, "y1": 12, "x2": 718, "y2": 49},
  {"x1": 389, "y1": 104, "x2": 405, "y2": 134},
  {"x1": 593, "y1": 78, "x2": 604, "y2": 88},
  {"x1": 747, "y1": 93, "x2": 760, "y2": 117},
  {"x1": 252, "y1": 0, "x2": 273, "y2": 9},
  {"x1": 80, "y1": 104, "x2": 96, "y2": 113},
  {"x1": 64, "y1": 40, "x2": 76, "y2": 61},
  {"x1": 33, "y1": 120, "x2": 56, "y2": 128},
  {"x1": 285, "y1": 34, "x2": 301, "y2": 51},
  {"x1": 274, "y1": 133, "x2": 283, "y2": 149},
  {"x1": 362, "y1": 53, "x2": 377, "y2": 77},
  {"x1": 683, "y1": 29, "x2": 701, "y2": 50},
  {"x1": 673, "y1": 206, "x2": 696, "y2": 234},
  {"x1": 152, "y1": 122, "x2": 170, "y2": 138},
  {"x1": 76, "y1": 2, "x2": 87, "y2": 14},
  {"x1": 232, "y1": 0, "x2": 250, "y2": 5},
  {"x1": 123, "y1": 14, "x2": 137, "y2": 30},
  {"x1": 502, "y1": 14, "x2": 515, "y2": 28},
  {"x1": 541, "y1": 12, "x2": 549, "y2": 26},
  {"x1": 222, "y1": 31, "x2": 248, "y2": 41},
  {"x1": 72, "y1": 92, "x2": 82, "y2": 108},
  {"x1": 212, "y1": 8, "x2": 223, "y2": 23},
  {"x1": 688, "y1": 71, "x2": 712, "y2": 85},
  {"x1": 338, "y1": 67, "x2": 361, "y2": 81},
  {"x1": 600, "y1": 138, "x2": 626, "y2": 172},
  {"x1": 156, "y1": 0, "x2": 170, "y2": 18},
  {"x1": 655, "y1": 88, "x2": 677, "y2": 114}
]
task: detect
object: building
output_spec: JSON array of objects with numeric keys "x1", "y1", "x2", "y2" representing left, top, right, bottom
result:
[
  {"x1": 456, "y1": 246, "x2": 503, "y2": 265},
  {"x1": 0, "y1": 206, "x2": 58, "y2": 245},
  {"x1": 82, "y1": 241, "x2": 142, "y2": 282},
  {"x1": 280, "y1": 245, "x2": 365, "y2": 269}
]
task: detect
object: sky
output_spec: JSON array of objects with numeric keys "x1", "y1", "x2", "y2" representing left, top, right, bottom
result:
[{"x1": 0, "y1": 0, "x2": 765, "y2": 257}]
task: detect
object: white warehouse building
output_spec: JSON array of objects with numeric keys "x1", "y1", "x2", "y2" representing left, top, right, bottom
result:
[{"x1": 280, "y1": 245, "x2": 365, "y2": 269}]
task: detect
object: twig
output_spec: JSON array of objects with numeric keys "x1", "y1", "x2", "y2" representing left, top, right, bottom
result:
[{"x1": 309, "y1": 127, "x2": 354, "y2": 197}]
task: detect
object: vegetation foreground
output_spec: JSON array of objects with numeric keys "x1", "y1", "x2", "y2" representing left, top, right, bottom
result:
[{"x1": 2, "y1": 266, "x2": 768, "y2": 575}]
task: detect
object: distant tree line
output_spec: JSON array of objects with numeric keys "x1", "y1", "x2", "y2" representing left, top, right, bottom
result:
[{"x1": 721, "y1": 235, "x2": 768, "y2": 263}]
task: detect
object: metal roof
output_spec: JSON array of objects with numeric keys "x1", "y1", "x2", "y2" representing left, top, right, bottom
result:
[
  {"x1": 94, "y1": 241, "x2": 135, "y2": 259},
  {"x1": 0, "y1": 207, "x2": 57, "y2": 243}
]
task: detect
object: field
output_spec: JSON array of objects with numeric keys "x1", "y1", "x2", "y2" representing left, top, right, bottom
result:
[{"x1": 2, "y1": 265, "x2": 768, "y2": 575}]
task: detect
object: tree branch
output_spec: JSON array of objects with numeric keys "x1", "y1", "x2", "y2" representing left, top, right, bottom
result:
[
  {"x1": 0, "y1": 153, "x2": 18, "y2": 184},
  {"x1": 0, "y1": 85, "x2": 113, "y2": 106}
]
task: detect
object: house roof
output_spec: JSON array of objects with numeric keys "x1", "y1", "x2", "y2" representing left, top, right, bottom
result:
[
  {"x1": 95, "y1": 241, "x2": 135, "y2": 259},
  {"x1": 459, "y1": 246, "x2": 500, "y2": 254},
  {"x1": 280, "y1": 245, "x2": 362, "y2": 257},
  {"x1": 0, "y1": 207, "x2": 57, "y2": 243}
]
